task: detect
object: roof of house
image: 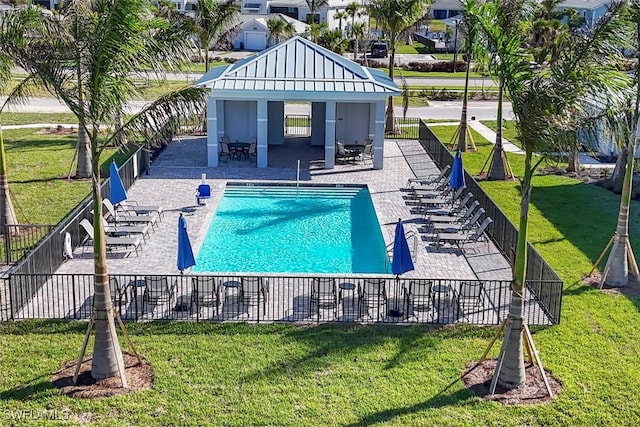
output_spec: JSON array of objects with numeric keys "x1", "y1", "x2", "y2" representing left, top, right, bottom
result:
[
  {"x1": 430, "y1": 0, "x2": 463, "y2": 10},
  {"x1": 196, "y1": 36, "x2": 399, "y2": 99},
  {"x1": 558, "y1": 0, "x2": 611, "y2": 10},
  {"x1": 235, "y1": 12, "x2": 306, "y2": 33}
]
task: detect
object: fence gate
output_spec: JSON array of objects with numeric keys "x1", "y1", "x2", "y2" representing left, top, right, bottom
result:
[{"x1": 285, "y1": 114, "x2": 311, "y2": 137}]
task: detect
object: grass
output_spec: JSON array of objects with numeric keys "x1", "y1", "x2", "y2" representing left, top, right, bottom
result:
[
  {"x1": 481, "y1": 120, "x2": 521, "y2": 147},
  {"x1": 2, "y1": 127, "x2": 122, "y2": 224},
  {"x1": 2, "y1": 119, "x2": 640, "y2": 425}
]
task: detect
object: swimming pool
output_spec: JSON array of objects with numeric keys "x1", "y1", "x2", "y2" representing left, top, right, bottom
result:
[{"x1": 193, "y1": 184, "x2": 390, "y2": 274}]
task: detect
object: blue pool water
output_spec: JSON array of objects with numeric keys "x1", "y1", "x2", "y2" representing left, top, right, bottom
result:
[{"x1": 193, "y1": 185, "x2": 390, "y2": 274}]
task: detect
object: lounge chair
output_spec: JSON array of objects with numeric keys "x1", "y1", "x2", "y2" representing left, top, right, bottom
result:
[
  {"x1": 406, "y1": 165, "x2": 451, "y2": 188},
  {"x1": 143, "y1": 276, "x2": 176, "y2": 312},
  {"x1": 425, "y1": 201, "x2": 480, "y2": 226},
  {"x1": 196, "y1": 184, "x2": 211, "y2": 206},
  {"x1": 430, "y1": 208, "x2": 485, "y2": 233},
  {"x1": 422, "y1": 192, "x2": 474, "y2": 217},
  {"x1": 310, "y1": 278, "x2": 337, "y2": 316},
  {"x1": 192, "y1": 276, "x2": 219, "y2": 313},
  {"x1": 241, "y1": 277, "x2": 269, "y2": 313},
  {"x1": 80, "y1": 218, "x2": 142, "y2": 256},
  {"x1": 118, "y1": 201, "x2": 164, "y2": 219},
  {"x1": 436, "y1": 217, "x2": 493, "y2": 248},
  {"x1": 359, "y1": 279, "x2": 387, "y2": 320},
  {"x1": 102, "y1": 218, "x2": 150, "y2": 242},
  {"x1": 103, "y1": 199, "x2": 158, "y2": 229},
  {"x1": 418, "y1": 187, "x2": 466, "y2": 208}
]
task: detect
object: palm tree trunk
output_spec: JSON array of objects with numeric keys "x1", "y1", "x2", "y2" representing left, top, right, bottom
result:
[
  {"x1": 607, "y1": 144, "x2": 627, "y2": 193},
  {"x1": 89, "y1": 140, "x2": 126, "y2": 381},
  {"x1": 74, "y1": 16, "x2": 92, "y2": 180},
  {"x1": 457, "y1": 55, "x2": 472, "y2": 152},
  {"x1": 488, "y1": 80, "x2": 507, "y2": 180},
  {"x1": 601, "y1": 133, "x2": 636, "y2": 287},
  {"x1": 494, "y1": 149, "x2": 532, "y2": 390},
  {"x1": 567, "y1": 148, "x2": 579, "y2": 173},
  {"x1": 0, "y1": 124, "x2": 18, "y2": 238},
  {"x1": 384, "y1": 46, "x2": 396, "y2": 133}
]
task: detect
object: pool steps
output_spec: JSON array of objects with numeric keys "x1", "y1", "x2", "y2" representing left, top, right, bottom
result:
[{"x1": 224, "y1": 185, "x2": 365, "y2": 199}]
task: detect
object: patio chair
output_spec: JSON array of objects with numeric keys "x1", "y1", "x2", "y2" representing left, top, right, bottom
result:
[
  {"x1": 335, "y1": 141, "x2": 351, "y2": 163},
  {"x1": 191, "y1": 276, "x2": 219, "y2": 313},
  {"x1": 196, "y1": 184, "x2": 211, "y2": 206},
  {"x1": 406, "y1": 165, "x2": 451, "y2": 188},
  {"x1": 109, "y1": 276, "x2": 129, "y2": 308},
  {"x1": 430, "y1": 208, "x2": 485, "y2": 234},
  {"x1": 80, "y1": 218, "x2": 142, "y2": 256},
  {"x1": 418, "y1": 187, "x2": 466, "y2": 209},
  {"x1": 425, "y1": 201, "x2": 480, "y2": 227},
  {"x1": 143, "y1": 276, "x2": 177, "y2": 312},
  {"x1": 404, "y1": 280, "x2": 434, "y2": 315},
  {"x1": 454, "y1": 281, "x2": 485, "y2": 313},
  {"x1": 436, "y1": 217, "x2": 493, "y2": 248},
  {"x1": 422, "y1": 192, "x2": 474, "y2": 217},
  {"x1": 241, "y1": 277, "x2": 269, "y2": 313},
  {"x1": 310, "y1": 278, "x2": 337, "y2": 316},
  {"x1": 102, "y1": 218, "x2": 150, "y2": 242},
  {"x1": 118, "y1": 201, "x2": 164, "y2": 220},
  {"x1": 102, "y1": 199, "x2": 158, "y2": 230},
  {"x1": 359, "y1": 279, "x2": 387, "y2": 320},
  {"x1": 362, "y1": 143, "x2": 373, "y2": 164},
  {"x1": 247, "y1": 142, "x2": 257, "y2": 160},
  {"x1": 219, "y1": 141, "x2": 231, "y2": 163}
]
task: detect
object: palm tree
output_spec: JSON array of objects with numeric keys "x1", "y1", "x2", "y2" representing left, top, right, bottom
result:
[
  {"x1": 345, "y1": 2, "x2": 360, "y2": 37},
  {"x1": 334, "y1": 10, "x2": 347, "y2": 33},
  {"x1": 352, "y1": 21, "x2": 367, "y2": 62},
  {"x1": 194, "y1": 0, "x2": 239, "y2": 72},
  {"x1": 367, "y1": 0, "x2": 431, "y2": 133},
  {"x1": 267, "y1": 17, "x2": 295, "y2": 46},
  {"x1": 0, "y1": 6, "x2": 31, "y2": 236},
  {"x1": 599, "y1": 1, "x2": 640, "y2": 288},
  {"x1": 305, "y1": 0, "x2": 329, "y2": 24},
  {"x1": 471, "y1": 0, "x2": 628, "y2": 390},
  {"x1": 318, "y1": 28, "x2": 349, "y2": 54},
  {"x1": 306, "y1": 21, "x2": 327, "y2": 43},
  {"x1": 1, "y1": 0, "x2": 208, "y2": 382}
]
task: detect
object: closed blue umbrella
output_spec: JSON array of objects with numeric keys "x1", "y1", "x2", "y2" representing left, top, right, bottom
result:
[
  {"x1": 392, "y1": 219, "x2": 414, "y2": 275},
  {"x1": 109, "y1": 160, "x2": 128, "y2": 205},
  {"x1": 389, "y1": 219, "x2": 414, "y2": 317},
  {"x1": 177, "y1": 214, "x2": 195, "y2": 273},
  {"x1": 449, "y1": 150, "x2": 465, "y2": 190}
]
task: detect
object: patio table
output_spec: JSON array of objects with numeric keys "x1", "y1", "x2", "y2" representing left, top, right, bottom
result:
[
  {"x1": 344, "y1": 144, "x2": 365, "y2": 163},
  {"x1": 228, "y1": 142, "x2": 250, "y2": 160}
]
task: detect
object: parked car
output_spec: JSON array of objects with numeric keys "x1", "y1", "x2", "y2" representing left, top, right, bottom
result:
[{"x1": 370, "y1": 42, "x2": 388, "y2": 58}]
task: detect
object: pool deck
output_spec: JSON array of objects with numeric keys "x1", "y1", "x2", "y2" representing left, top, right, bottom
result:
[{"x1": 56, "y1": 136, "x2": 512, "y2": 282}]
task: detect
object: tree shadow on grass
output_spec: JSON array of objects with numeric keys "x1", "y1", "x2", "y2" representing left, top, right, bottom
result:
[{"x1": 0, "y1": 374, "x2": 55, "y2": 401}]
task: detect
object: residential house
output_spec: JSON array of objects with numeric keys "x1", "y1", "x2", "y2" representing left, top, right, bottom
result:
[{"x1": 557, "y1": 0, "x2": 612, "y2": 28}]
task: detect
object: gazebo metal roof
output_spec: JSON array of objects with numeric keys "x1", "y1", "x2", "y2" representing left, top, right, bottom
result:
[{"x1": 196, "y1": 36, "x2": 400, "y2": 99}]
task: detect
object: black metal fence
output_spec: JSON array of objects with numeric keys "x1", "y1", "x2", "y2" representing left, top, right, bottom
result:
[
  {"x1": 418, "y1": 121, "x2": 563, "y2": 321},
  {"x1": 7, "y1": 145, "x2": 150, "y2": 293},
  {"x1": 284, "y1": 114, "x2": 311, "y2": 137},
  {"x1": 387, "y1": 117, "x2": 421, "y2": 140},
  {"x1": 0, "y1": 273, "x2": 561, "y2": 326},
  {"x1": 0, "y1": 225, "x2": 54, "y2": 265}
]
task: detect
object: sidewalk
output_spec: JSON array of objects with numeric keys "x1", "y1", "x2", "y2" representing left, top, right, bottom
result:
[{"x1": 429, "y1": 120, "x2": 616, "y2": 169}]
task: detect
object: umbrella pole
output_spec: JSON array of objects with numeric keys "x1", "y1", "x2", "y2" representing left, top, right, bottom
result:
[{"x1": 389, "y1": 275, "x2": 404, "y2": 318}]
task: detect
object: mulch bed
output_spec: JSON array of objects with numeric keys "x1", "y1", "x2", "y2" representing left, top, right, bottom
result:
[
  {"x1": 461, "y1": 359, "x2": 562, "y2": 405},
  {"x1": 582, "y1": 271, "x2": 640, "y2": 297},
  {"x1": 51, "y1": 353, "x2": 153, "y2": 398}
]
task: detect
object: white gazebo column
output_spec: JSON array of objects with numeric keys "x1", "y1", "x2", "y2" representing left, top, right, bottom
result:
[
  {"x1": 373, "y1": 100, "x2": 385, "y2": 169},
  {"x1": 324, "y1": 100, "x2": 337, "y2": 169},
  {"x1": 206, "y1": 99, "x2": 219, "y2": 167},
  {"x1": 257, "y1": 99, "x2": 268, "y2": 168}
]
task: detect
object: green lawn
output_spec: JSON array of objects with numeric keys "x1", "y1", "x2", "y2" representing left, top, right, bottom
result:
[
  {"x1": 2, "y1": 127, "x2": 122, "y2": 224},
  {"x1": 2, "y1": 120, "x2": 640, "y2": 425}
]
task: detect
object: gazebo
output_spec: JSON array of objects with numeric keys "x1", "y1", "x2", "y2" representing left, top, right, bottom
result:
[{"x1": 196, "y1": 36, "x2": 400, "y2": 169}]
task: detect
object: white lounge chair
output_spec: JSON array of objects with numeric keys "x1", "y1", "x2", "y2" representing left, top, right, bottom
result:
[
  {"x1": 103, "y1": 199, "x2": 158, "y2": 229},
  {"x1": 79, "y1": 218, "x2": 142, "y2": 256},
  {"x1": 118, "y1": 200, "x2": 164, "y2": 219},
  {"x1": 102, "y1": 218, "x2": 150, "y2": 242}
]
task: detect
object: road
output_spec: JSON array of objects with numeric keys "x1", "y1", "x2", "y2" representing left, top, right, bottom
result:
[{"x1": 0, "y1": 97, "x2": 513, "y2": 121}]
